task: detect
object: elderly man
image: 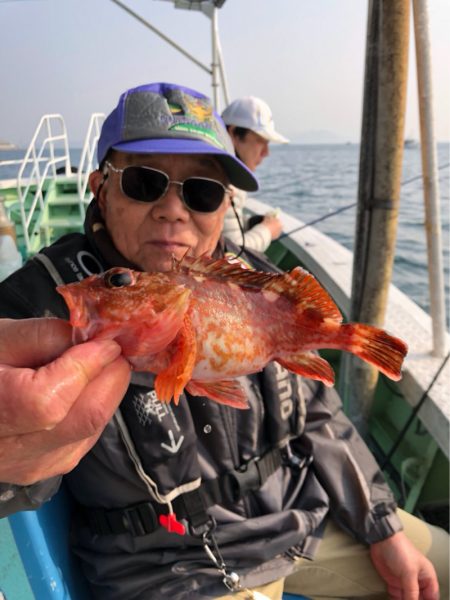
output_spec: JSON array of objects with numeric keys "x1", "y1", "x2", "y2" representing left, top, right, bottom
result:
[{"x1": 0, "y1": 83, "x2": 447, "y2": 600}]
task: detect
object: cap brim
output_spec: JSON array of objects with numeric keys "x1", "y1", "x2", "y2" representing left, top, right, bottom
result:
[
  {"x1": 256, "y1": 129, "x2": 290, "y2": 144},
  {"x1": 111, "y1": 138, "x2": 258, "y2": 192}
]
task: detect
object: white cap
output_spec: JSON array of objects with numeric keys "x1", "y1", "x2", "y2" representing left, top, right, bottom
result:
[{"x1": 221, "y1": 96, "x2": 289, "y2": 144}]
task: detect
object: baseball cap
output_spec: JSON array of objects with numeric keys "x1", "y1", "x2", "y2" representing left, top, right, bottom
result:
[
  {"x1": 221, "y1": 97, "x2": 289, "y2": 144},
  {"x1": 97, "y1": 82, "x2": 258, "y2": 192}
]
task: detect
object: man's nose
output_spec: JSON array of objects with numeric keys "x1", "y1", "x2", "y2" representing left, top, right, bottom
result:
[{"x1": 151, "y1": 182, "x2": 189, "y2": 220}]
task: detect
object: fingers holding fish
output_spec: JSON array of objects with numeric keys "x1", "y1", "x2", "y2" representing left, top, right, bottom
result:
[
  {"x1": 0, "y1": 338, "x2": 128, "y2": 436},
  {"x1": 0, "y1": 317, "x2": 131, "y2": 484}
]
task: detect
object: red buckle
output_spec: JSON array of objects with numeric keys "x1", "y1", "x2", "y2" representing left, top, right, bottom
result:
[{"x1": 159, "y1": 513, "x2": 186, "y2": 536}]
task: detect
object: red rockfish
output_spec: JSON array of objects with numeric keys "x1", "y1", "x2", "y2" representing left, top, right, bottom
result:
[{"x1": 57, "y1": 255, "x2": 408, "y2": 409}]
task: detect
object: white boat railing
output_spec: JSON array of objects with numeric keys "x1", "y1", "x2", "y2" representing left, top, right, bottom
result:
[
  {"x1": 77, "y1": 112, "x2": 105, "y2": 203},
  {"x1": 17, "y1": 114, "x2": 72, "y2": 252}
]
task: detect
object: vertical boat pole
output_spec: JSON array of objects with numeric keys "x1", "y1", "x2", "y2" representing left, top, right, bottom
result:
[
  {"x1": 413, "y1": 0, "x2": 448, "y2": 356},
  {"x1": 216, "y1": 34, "x2": 231, "y2": 108},
  {"x1": 341, "y1": 0, "x2": 410, "y2": 435},
  {"x1": 211, "y1": 7, "x2": 220, "y2": 109}
]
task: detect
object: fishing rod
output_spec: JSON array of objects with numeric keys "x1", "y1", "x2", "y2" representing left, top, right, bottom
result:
[
  {"x1": 278, "y1": 161, "x2": 450, "y2": 239},
  {"x1": 278, "y1": 202, "x2": 356, "y2": 240}
]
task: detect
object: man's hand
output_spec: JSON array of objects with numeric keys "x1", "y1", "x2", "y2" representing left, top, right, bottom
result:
[
  {"x1": 370, "y1": 531, "x2": 440, "y2": 600},
  {"x1": 0, "y1": 318, "x2": 131, "y2": 485}
]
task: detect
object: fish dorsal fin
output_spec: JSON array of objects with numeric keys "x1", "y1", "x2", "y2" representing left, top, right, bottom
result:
[
  {"x1": 178, "y1": 255, "x2": 342, "y2": 324},
  {"x1": 270, "y1": 266, "x2": 342, "y2": 323},
  {"x1": 178, "y1": 254, "x2": 278, "y2": 286}
]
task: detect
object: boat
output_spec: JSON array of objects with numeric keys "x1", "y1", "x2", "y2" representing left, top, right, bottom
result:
[
  {"x1": 0, "y1": 141, "x2": 17, "y2": 151},
  {"x1": 404, "y1": 138, "x2": 418, "y2": 147},
  {"x1": 0, "y1": 1, "x2": 448, "y2": 598}
]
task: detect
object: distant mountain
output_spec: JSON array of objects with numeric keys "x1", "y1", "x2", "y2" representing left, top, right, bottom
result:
[{"x1": 288, "y1": 130, "x2": 355, "y2": 144}]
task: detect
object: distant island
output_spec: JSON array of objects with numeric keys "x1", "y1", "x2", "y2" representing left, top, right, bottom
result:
[
  {"x1": 0, "y1": 140, "x2": 17, "y2": 150},
  {"x1": 289, "y1": 129, "x2": 357, "y2": 144}
]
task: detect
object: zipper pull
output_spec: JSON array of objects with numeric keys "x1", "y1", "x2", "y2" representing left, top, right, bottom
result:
[{"x1": 159, "y1": 512, "x2": 186, "y2": 535}]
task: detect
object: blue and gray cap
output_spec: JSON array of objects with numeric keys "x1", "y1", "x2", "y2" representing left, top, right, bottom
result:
[{"x1": 97, "y1": 82, "x2": 258, "y2": 192}]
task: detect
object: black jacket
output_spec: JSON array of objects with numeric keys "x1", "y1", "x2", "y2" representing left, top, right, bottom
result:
[{"x1": 0, "y1": 217, "x2": 401, "y2": 599}]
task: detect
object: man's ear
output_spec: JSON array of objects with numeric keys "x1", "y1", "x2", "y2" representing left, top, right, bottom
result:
[
  {"x1": 89, "y1": 170, "x2": 103, "y2": 196},
  {"x1": 89, "y1": 170, "x2": 107, "y2": 210}
]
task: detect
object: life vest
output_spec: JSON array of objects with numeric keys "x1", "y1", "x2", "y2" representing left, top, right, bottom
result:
[{"x1": 34, "y1": 233, "x2": 308, "y2": 540}]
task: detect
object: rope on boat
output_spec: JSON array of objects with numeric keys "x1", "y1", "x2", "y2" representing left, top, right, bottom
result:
[
  {"x1": 279, "y1": 160, "x2": 450, "y2": 239},
  {"x1": 380, "y1": 351, "x2": 450, "y2": 471}
]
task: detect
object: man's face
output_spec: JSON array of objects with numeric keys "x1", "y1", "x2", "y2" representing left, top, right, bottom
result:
[
  {"x1": 91, "y1": 153, "x2": 230, "y2": 273},
  {"x1": 230, "y1": 129, "x2": 269, "y2": 172}
]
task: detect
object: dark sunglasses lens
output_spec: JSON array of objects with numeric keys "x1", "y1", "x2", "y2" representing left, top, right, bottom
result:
[
  {"x1": 121, "y1": 167, "x2": 168, "y2": 202},
  {"x1": 183, "y1": 179, "x2": 225, "y2": 213}
]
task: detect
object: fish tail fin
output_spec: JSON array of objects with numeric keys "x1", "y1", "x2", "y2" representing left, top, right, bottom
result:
[
  {"x1": 336, "y1": 323, "x2": 408, "y2": 380},
  {"x1": 276, "y1": 352, "x2": 335, "y2": 386}
]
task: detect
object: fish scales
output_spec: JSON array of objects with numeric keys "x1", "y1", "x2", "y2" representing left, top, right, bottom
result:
[
  {"x1": 189, "y1": 277, "x2": 283, "y2": 377},
  {"x1": 57, "y1": 254, "x2": 408, "y2": 409}
]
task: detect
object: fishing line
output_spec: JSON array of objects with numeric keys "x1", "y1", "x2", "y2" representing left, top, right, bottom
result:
[
  {"x1": 401, "y1": 161, "x2": 450, "y2": 186},
  {"x1": 278, "y1": 160, "x2": 450, "y2": 240},
  {"x1": 380, "y1": 351, "x2": 449, "y2": 471}
]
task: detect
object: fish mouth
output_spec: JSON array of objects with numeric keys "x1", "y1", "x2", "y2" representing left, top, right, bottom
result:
[
  {"x1": 57, "y1": 285, "x2": 104, "y2": 344},
  {"x1": 57, "y1": 285, "x2": 95, "y2": 329}
]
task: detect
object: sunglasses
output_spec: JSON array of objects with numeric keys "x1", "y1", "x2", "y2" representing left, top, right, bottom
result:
[{"x1": 105, "y1": 161, "x2": 230, "y2": 213}]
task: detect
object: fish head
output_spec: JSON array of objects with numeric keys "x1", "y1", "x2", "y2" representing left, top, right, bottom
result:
[{"x1": 57, "y1": 267, "x2": 192, "y2": 354}]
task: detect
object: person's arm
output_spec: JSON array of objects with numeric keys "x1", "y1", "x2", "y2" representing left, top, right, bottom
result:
[
  {"x1": 241, "y1": 218, "x2": 280, "y2": 252},
  {"x1": 297, "y1": 378, "x2": 401, "y2": 542},
  {"x1": 0, "y1": 317, "x2": 131, "y2": 516},
  {"x1": 297, "y1": 379, "x2": 439, "y2": 599}
]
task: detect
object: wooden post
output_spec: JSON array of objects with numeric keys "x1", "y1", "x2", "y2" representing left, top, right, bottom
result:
[{"x1": 340, "y1": 0, "x2": 410, "y2": 435}]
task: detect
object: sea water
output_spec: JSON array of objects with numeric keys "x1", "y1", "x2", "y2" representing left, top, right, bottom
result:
[{"x1": 1, "y1": 144, "x2": 449, "y2": 325}]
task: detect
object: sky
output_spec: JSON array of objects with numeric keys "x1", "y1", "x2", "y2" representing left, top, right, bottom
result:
[{"x1": 1, "y1": 0, "x2": 449, "y2": 147}]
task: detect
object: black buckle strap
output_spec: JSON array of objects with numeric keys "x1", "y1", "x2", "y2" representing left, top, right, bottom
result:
[
  {"x1": 81, "y1": 445, "x2": 310, "y2": 537},
  {"x1": 220, "y1": 449, "x2": 283, "y2": 504},
  {"x1": 85, "y1": 501, "x2": 159, "y2": 537}
]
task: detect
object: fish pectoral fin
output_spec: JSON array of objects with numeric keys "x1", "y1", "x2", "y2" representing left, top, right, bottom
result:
[
  {"x1": 154, "y1": 314, "x2": 196, "y2": 405},
  {"x1": 276, "y1": 352, "x2": 335, "y2": 386},
  {"x1": 186, "y1": 379, "x2": 249, "y2": 410}
]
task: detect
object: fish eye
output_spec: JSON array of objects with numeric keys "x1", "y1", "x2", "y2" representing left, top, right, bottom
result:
[{"x1": 105, "y1": 269, "x2": 135, "y2": 288}]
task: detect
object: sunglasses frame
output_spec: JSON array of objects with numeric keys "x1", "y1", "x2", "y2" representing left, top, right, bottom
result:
[{"x1": 104, "y1": 161, "x2": 230, "y2": 214}]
